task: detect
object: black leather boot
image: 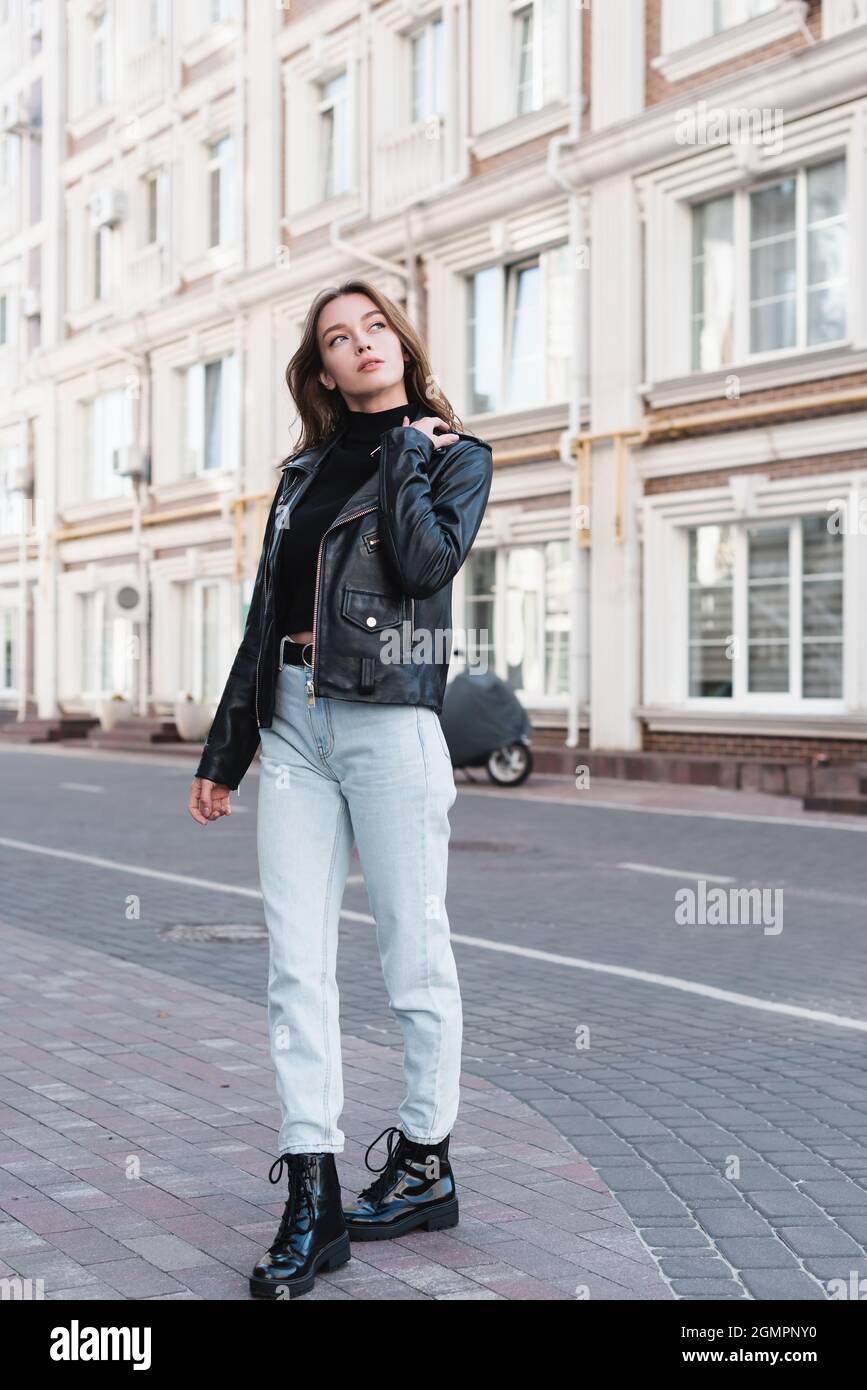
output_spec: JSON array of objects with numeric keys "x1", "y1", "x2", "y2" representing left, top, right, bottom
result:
[
  {"x1": 249, "y1": 1151, "x2": 351, "y2": 1298},
  {"x1": 342, "y1": 1125, "x2": 459, "y2": 1240}
]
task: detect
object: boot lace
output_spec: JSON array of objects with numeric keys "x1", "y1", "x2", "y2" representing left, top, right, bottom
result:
[
  {"x1": 358, "y1": 1125, "x2": 407, "y2": 1207},
  {"x1": 268, "y1": 1153, "x2": 318, "y2": 1251}
]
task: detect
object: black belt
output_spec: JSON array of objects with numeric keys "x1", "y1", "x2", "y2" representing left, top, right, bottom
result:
[{"x1": 277, "y1": 635, "x2": 313, "y2": 668}]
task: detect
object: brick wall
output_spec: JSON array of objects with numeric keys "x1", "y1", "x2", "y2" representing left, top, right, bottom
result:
[
  {"x1": 643, "y1": 729, "x2": 867, "y2": 760},
  {"x1": 644, "y1": 0, "x2": 823, "y2": 107},
  {"x1": 644, "y1": 452, "x2": 867, "y2": 494}
]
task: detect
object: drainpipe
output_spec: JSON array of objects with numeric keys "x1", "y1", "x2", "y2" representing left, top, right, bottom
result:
[
  {"x1": 546, "y1": 0, "x2": 585, "y2": 750},
  {"x1": 330, "y1": 0, "x2": 473, "y2": 321}
]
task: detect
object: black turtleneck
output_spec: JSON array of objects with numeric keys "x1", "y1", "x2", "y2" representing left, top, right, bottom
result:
[{"x1": 274, "y1": 400, "x2": 413, "y2": 637}]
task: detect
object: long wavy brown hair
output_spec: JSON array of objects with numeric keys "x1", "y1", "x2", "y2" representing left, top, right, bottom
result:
[{"x1": 282, "y1": 278, "x2": 463, "y2": 463}]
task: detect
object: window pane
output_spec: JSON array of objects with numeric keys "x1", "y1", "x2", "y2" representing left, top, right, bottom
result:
[
  {"x1": 545, "y1": 539, "x2": 570, "y2": 696},
  {"x1": 467, "y1": 267, "x2": 501, "y2": 413},
  {"x1": 507, "y1": 263, "x2": 542, "y2": 407},
  {"x1": 808, "y1": 159, "x2": 846, "y2": 223},
  {"x1": 204, "y1": 361, "x2": 222, "y2": 471},
  {"x1": 688, "y1": 526, "x2": 734, "y2": 697},
  {"x1": 802, "y1": 514, "x2": 843, "y2": 697},
  {"x1": 692, "y1": 195, "x2": 734, "y2": 370},
  {"x1": 465, "y1": 547, "x2": 496, "y2": 669},
  {"x1": 803, "y1": 513, "x2": 843, "y2": 576},
  {"x1": 751, "y1": 178, "x2": 795, "y2": 242},
  {"x1": 803, "y1": 642, "x2": 842, "y2": 698},
  {"x1": 747, "y1": 525, "x2": 789, "y2": 692}
]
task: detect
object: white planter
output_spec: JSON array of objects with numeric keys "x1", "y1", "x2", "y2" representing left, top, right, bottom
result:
[
  {"x1": 173, "y1": 699, "x2": 213, "y2": 742},
  {"x1": 98, "y1": 697, "x2": 133, "y2": 732}
]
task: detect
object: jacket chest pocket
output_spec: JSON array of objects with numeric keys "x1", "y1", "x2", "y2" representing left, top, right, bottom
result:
[
  {"x1": 362, "y1": 528, "x2": 381, "y2": 554},
  {"x1": 341, "y1": 586, "x2": 407, "y2": 632}
]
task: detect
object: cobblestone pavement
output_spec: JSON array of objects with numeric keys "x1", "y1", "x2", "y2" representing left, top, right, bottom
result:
[{"x1": 1, "y1": 741, "x2": 866, "y2": 1300}]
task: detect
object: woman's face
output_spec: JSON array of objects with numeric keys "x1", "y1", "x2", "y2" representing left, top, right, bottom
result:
[{"x1": 316, "y1": 293, "x2": 411, "y2": 410}]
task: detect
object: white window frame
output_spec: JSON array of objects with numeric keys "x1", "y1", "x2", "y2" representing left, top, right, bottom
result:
[
  {"x1": 689, "y1": 155, "x2": 848, "y2": 371},
  {"x1": 654, "y1": 0, "x2": 806, "y2": 84},
  {"x1": 207, "y1": 134, "x2": 234, "y2": 250},
  {"x1": 410, "y1": 14, "x2": 445, "y2": 126},
  {"x1": 685, "y1": 515, "x2": 845, "y2": 708},
  {"x1": 466, "y1": 244, "x2": 576, "y2": 415},
  {"x1": 639, "y1": 104, "x2": 864, "y2": 397},
  {"x1": 77, "y1": 588, "x2": 133, "y2": 701},
  {"x1": 81, "y1": 387, "x2": 134, "y2": 502},
  {"x1": 463, "y1": 539, "x2": 585, "y2": 708},
  {"x1": 181, "y1": 353, "x2": 239, "y2": 478},
  {"x1": 320, "y1": 71, "x2": 351, "y2": 202},
  {"x1": 0, "y1": 599, "x2": 17, "y2": 695},
  {"x1": 511, "y1": 0, "x2": 541, "y2": 118},
  {"x1": 92, "y1": 8, "x2": 113, "y2": 108}
]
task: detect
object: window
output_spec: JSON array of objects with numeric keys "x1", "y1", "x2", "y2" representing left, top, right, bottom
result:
[
  {"x1": 464, "y1": 542, "x2": 578, "y2": 700},
  {"x1": 147, "y1": 0, "x2": 168, "y2": 41},
  {"x1": 93, "y1": 224, "x2": 111, "y2": 301},
  {"x1": 464, "y1": 547, "x2": 496, "y2": 670},
  {"x1": 411, "y1": 16, "x2": 445, "y2": 125},
  {"x1": 178, "y1": 578, "x2": 228, "y2": 701},
  {"x1": 691, "y1": 156, "x2": 847, "y2": 368},
  {"x1": 692, "y1": 196, "x2": 734, "y2": 371},
  {"x1": 92, "y1": 10, "x2": 112, "y2": 106},
  {"x1": 82, "y1": 389, "x2": 134, "y2": 501},
  {"x1": 512, "y1": 2, "x2": 539, "y2": 116},
  {"x1": 183, "y1": 354, "x2": 238, "y2": 475},
  {"x1": 1, "y1": 605, "x2": 16, "y2": 693},
  {"x1": 78, "y1": 590, "x2": 132, "y2": 699},
  {"x1": 712, "y1": 0, "x2": 776, "y2": 32},
  {"x1": 144, "y1": 167, "x2": 168, "y2": 246},
  {"x1": 467, "y1": 244, "x2": 577, "y2": 413},
  {"x1": 0, "y1": 292, "x2": 7, "y2": 346},
  {"x1": 687, "y1": 517, "x2": 843, "y2": 701},
  {"x1": 211, "y1": 0, "x2": 233, "y2": 22},
  {"x1": 321, "y1": 72, "x2": 350, "y2": 200},
  {"x1": 207, "y1": 135, "x2": 234, "y2": 249}
]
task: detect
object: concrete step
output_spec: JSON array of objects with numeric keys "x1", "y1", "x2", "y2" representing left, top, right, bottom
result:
[{"x1": 0, "y1": 716, "x2": 99, "y2": 743}]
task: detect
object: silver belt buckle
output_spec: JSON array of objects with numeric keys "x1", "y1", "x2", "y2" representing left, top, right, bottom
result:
[{"x1": 278, "y1": 635, "x2": 314, "y2": 669}]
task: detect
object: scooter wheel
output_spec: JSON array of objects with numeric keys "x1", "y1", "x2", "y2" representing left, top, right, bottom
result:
[{"x1": 487, "y1": 743, "x2": 533, "y2": 787}]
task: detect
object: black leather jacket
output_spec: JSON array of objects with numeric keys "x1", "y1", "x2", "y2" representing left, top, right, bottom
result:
[{"x1": 194, "y1": 399, "x2": 493, "y2": 791}]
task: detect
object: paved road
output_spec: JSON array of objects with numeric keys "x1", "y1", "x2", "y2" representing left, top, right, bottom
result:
[{"x1": 1, "y1": 740, "x2": 866, "y2": 1300}]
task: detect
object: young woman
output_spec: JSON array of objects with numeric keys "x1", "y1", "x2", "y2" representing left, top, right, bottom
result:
[{"x1": 187, "y1": 279, "x2": 493, "y2": 1298}]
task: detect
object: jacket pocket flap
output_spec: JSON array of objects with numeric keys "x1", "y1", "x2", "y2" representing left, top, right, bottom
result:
[{"x1": 342, "y1": 586, "x2": 404, "y2": 631}]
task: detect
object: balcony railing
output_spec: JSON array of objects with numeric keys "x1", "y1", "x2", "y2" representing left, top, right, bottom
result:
[
  {"x1": 126, "y1": 39, "x2": 169, "y2": 110},
  {"x1": 123, "y1": 242, "x2": 171, "y2": 309},
  {"x1": 374, "y1": 117, "x2": 447, "y2": 216}
]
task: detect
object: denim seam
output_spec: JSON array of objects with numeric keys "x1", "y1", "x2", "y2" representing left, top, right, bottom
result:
[
  {"x1": 415, "y1": 704, "x2": 442, "y2": 1141},
  {"x1": 320, "y1": 802, "x2": 344, "y2": 1146}
]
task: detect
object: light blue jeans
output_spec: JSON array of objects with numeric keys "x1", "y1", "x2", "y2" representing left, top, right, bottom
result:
[{"x1": 256, "y1": 656, "x2": 462, "y2": 1156}]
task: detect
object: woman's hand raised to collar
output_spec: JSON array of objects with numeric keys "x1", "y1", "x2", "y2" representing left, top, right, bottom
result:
[{"x1": 402, "y1": 415, "x2": 459, "y2": 450}]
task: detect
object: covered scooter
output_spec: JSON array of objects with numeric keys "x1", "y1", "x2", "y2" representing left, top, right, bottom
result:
[{"x1": 439, "y1": 667, "x2": 534, "y2": 786}]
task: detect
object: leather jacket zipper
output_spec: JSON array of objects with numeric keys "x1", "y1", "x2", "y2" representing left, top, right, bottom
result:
[{"x1": 308, "y1": 503, "x2": 378, "y2": 707}]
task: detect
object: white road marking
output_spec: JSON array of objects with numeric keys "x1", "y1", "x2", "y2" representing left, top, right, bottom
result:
[
  {"x1": 1, "y1": 835, "x2": 866, "y2": 1034},
  {"x1": 59, "y1": 782, "x2": 105, "y2": 793},
  {"x1": 3, "y1": 743, "x2": 867, "y2": 832},
  {"x1": 618, "y1": 862, "x2": 736, "y2": 884},
  {"x1": 456, "y1": 786, "x2": 867, "y2": 832}
]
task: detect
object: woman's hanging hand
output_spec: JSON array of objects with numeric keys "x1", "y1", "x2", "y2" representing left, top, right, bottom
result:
[
  {"x1": 188, "y1": 776, "x2": 232, "y2": 825},
  {"x1": 403, "y1": 415, "x2": 459, "y2": 450}
]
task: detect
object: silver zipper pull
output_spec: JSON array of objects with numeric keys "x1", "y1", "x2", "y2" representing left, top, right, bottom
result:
[{"x1": 305, "y1": 679, "x2": 315, "y2": 707}]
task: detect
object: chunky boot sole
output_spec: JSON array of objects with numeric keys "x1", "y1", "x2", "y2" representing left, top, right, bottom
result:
[
  {"x1": 248, "y1": 1230, "x2": 351, "y2": 1299},
  {"x1": 344, "y1": 1196, "x2": 459, "y2": 1241}
]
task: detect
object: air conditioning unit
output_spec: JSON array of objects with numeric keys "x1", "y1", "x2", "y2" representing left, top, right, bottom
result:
[
  {"x1": 105, "y1": 578, "x2": 148, "y2": 623},
  {"x1": 111, "y1": 444, "x2": 143, "y2": 478},
  {"x1": 0, "y1": 94, "x2": 28, "y2": 133},
  {"x1": 21, "y1": 287, "x2": 40, "y2": 318},
  {"x1": 89, "y1": 188, "x2": 126, "y2": 229}
]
